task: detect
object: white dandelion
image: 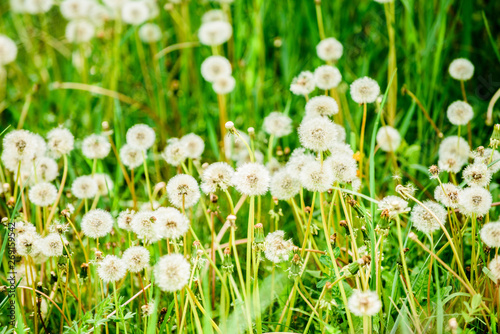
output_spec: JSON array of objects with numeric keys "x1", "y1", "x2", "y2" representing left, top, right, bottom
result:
[
  {"x1": 81, "y1": 209, "x2": 114, "y2": 238},
  {"x1": 82, "y1": 134, "x2": 111, "y2": 160},
  {"x1": 305, "y1": 96, "x2": 339, "y2": 118},
  {"x1": 23, "y1": 0, "x2": 53, "y2": 14},
  {"x1": 180, "y1": 133, "x2": 205, "y2": 159},
  {"x1": 463, "y1": 162, "x2": 491, "y2": 187},
  {"x1": 410, "y1": 200, "x2": 447, "y2": 234},
  {"x1": 0, "y1": 35, "x2": 18, "y2": 66},
  {"x1": 446, "y1": 101, "x2": 473, "y2": 126},
  {"x1": 378, "y1": 195, "x2": 410, "y2": 218},
  {"x1": 264, "y1": 230, "x2": 293, "y2": 263},
  {"x1": 162, "y1": 138, "x2": 187, "y2": 167},
  {"x1": 263, "y1": 112, "x2": 293, "y2": 138},
  {"x1": 480, "y1": 222, "x2": 500, "y2": 248},
  {"x1": 71, "y1": 175, "x2": 98, "y2": 199},
  {"x1": 120, "y1": 143, "x2": 144, "y2": 169},
  {"x1": 93, "y1": 173, "x2": 114, "y2": 196},
  {"x1": 212, "y1": 75, "x2": 236, "y2": 95},
  {"x1": 155, "y1": 207, "x2": 190, "y2": 240},
  {"x1": 434, "y1": 183, "x2": 461, "y2": 209},
  {"x1": 316, "y1": 37, "x2": 343, "y2": 62},
  {"x1": 298, "y1": 116, "x2": 338, "y2": 152},
  {"x1": 29, "y1": 182, "x2": 57, "y2": 207},
  {"x1": 130, "y1": 210, "x2": 162, "y2": 243},
  {"x1": 33, "y1": 157, "x2": 59, "y2": 182},
  {"x1": 201, "y1": 162, "x2": 234, "y2": 193},
  {"x1": 290, "y1": 71, "x2": 315, "y2": 96},
  {"x1": 347, "y1": 290, "x2": 382, "y2": 316},
  {"x1": 300, "y1": 160, "x2": 334, "y2": 193},
  {"x1": 166, "y1": 174, "x2": 201, "y2": 209},
  {"x1": 126, "y1": 124, "x2": 156, "y2": 151},
  {"x1": 376, "y1": 126, "x2": 401, "y2": 152},
  {"x1": 154, "y1": 254, "x2": 191, "y2": 292},
  {"x1": 201, "y1": 56, "x2": 232, "y2": 82},
  {"x1": 326, "y1": 154, "x2": 358, "y2": 184},
  {"x1": 122, "y1": 246, "x2": 150, "y2": 272},
  {"x1": 139, "y1": 23, "x2": 162, "y2": 43},
  {"x1": 270, "y1": 169, "x2": 301, "y2": 200},
  {"x1": 40, "y1": 233, "x2": 65, "y2": 257},
  {"x1": 458, "y1": 186, "x2": 492, "y2": 217},
  {"x1": 231, "y1": 162, "x2": 270, "y2": 196},
  {"x1": 449, "y1": 58, "x2": 474, "y2": 81},
  {"x1": 66, "y1": 20, "x2": 95, "y2": 43},
  {"x1": 314, "y1": 65, "x2": 342, "y2": 90},
  {"x1": 117, "y1": 209, "x2": 135, "y2": 231},
  {"x1": 350, "y1": 77, "x2": 380, "y2": 104},
  {"x1": 198, "y1": 21, "x2": 232, "y2": 46},
  {"x1": 47, "y1": 127, "x2": 74, "y2": 158},
  {"x1": 98, "y1": 255, "x2": 127, "y2": 283},
  {"x1": 488, "y1": 256, "x2": 500, "y2": 282},
  {"x1": 121, "y1": 0, "x2": 150, "y2": 25}
]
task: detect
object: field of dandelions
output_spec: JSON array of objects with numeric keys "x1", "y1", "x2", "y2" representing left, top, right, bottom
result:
[{"x1": 1, "y1": 0, "x2": 500, "y2": 334}]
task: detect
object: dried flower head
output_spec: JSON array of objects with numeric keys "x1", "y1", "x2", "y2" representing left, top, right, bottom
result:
[
  {"x1": 305, "y1": 96, "x2": 339, "y2": 118},
  {"x1": 488, "y1": 256, "x2": 500, "y2": 282},
  {"x1": 126, "y1": 124, "x2": 156, "y2": 151},
  {"x1": 29, "y1": 182, "x2": 57, "y2": 207},
  {"x1": 33, "y1": 157, "x2": 59, "y2": 182},
  {"x1": 24, "y1": 0, "x2": 53, "y2": 14},
  {"x1": 410, "y1": 200, "x2": 447, "y2": 234},
  {"x1": 16, "y1": 231, "x2": 41, "y2": 256},
  {"x1": 448, "y1": 58, "x2": 474, "y2": 81},
  {"x1": 130, "y1": 210, "x2": 161, "y2": 243},
  {"x1": 232, "y1": 162, "x2": 270, "y2": 196},
  {"x1": 93, "y1": 173, "x2": 114, "y2": 196},
  {"x1": 202, "y1": 9, "x2": 228, "y2": 23},
  {"x1": 290, "y1": 71, "x2": 315, "y2": 96},
  {"x1": 285, "y1": 148, "x2": 316, "y2": 175},
  {"x1": 201, "y1": 56, "x2": 232, "y2": 82},
  {"x1": 1, "y1": 130, "x2": 37, "y2": 171},
  {"x1": 326, "y1": 154, "x2": 358, "y2": 184},
  {"x1": 263, "y1": 112, "x2": 293, "y2": 138},
  {"x1": 121, "y1": 0, "x2": 150, "y2": 25},
  {"x1": 347, "y1": 290, "x2": 382, "y2": 316},
  {"x1": 82, "y1": 134, "x2": 111, "y2": 159},
  {"x1": 350, "y1": 77, "x2": 380, "y2": 104},
  {"x1": 376, "y1": 126, "x2": 401, "y2": 152},
  {"x1": 71, "y1": 175, "x2": 98, "y2": 199},
  {"x1": 154, "y1": 254, "x2": 191, "y2": 292},
  {"x1": 298, "y1": 116, "x2": 339, "y2": 152},
  {"x1": 201, "y1": 162, "x2": 234, "y2": 193},
  {"x1": 166, "y1": 174, "x2": 201, "y2": 209},
  {"x1": 458, "y1": 186, "x2": 492, "y2": 217},
  {"x1": 81, "y1": 209, "x2": 114, "y2": 238},
  {"x1": 264, "y1": 230, "x2": 293, "y2": 263},
  {"x1": 120, "y1": 143, "x2": 145, "y2": 169},
  {"x1": 316, "y1": 37, "x2": 343, "y2": 62},
  {"x1": 314, "y1": 65, "x2": 342, "y2": 90},
  {"x1": 98, "y1": 255, "x2": 127, "y2": 283},
  {"x1": 122, "y1": 246, "x2": 150, "y2": 272},
  {"x1": 198, "y1": 21, "x2": 232, "y2": 46},
  {"x1": 474, "y1": 148, "x2": 500, "y2": 174}
]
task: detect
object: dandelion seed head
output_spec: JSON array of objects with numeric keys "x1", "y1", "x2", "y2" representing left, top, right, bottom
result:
[
  {"x1": 305, "y1": 96, "x2": 339, "y2": 118},
  {"x1": 126, "y1": 124, "x2": 156, "y2": 151},
  {"x1": 290, "y1": 71, "x2": 315, "y2": 96},
  {"x1": 378, "y1": 195, "x2": 409, "y2": 218},
  {"x1": 15, "y1": 221, "x2": 37, "y2": 236},
  {"x1": 166, "y1": 174, "x2": 201, "y2": 209},
  {"x1": 232, "y1": 162, "x2": 270, "y2": 196},
  {"x1": 212, "y1": 75, "x2": 236, "y2": 95},
  {"x1": 463, "y1": 162, "x2": 491, "y2": 187},
  {"x1": 299, "y1": 160, "x2": 334, "y2": 192},
  {"x1": 264, "y1": 230, "x2": 293, "y2": 263},
  {"x1": 201, "y1": 162, "x2": 234, "y2": 193},
  {"x1": 347, "y1": 290, "x2": 382, "y2": 317},
  {"x1": 202, "y1": 9, "x2": 228, "y2": 23},
  {"x1": 130, "y1": 210, "x2": 162, "y2": 243},
  {"x1": 439, "y1": 136, "x2": 470, "y2": 161},
  {"x1": 162, "y1": 138, "x2": 188, "y2": 167},
  {"x1": 434, "y1": 183, "x2": 461, "y2": 208},
  {"x1": 474, "y1": 148, "x2": 500, "y2": 174},
  {"x1": 60, "y1": 0, "x2": 93, "y2": 20},
  {"x1": 266, "y1": 158, "x2": 282, "y2": 176},
  {"x1": 410, "y1": 200, "x2": 447, "y2": 234},
  {"x1": 447, "y1": 101, "x2": 474, "y2": 126},
  {"x1": 201, "y1": 56, "x2": 232, "y2": 82},
  {"x1": 285, "y1": 148, "x2": 316, "y2": 176},
  {"x1": 449, "y1": 58, "x2": 474, "y2": 81},
  {"x1": 154, "y1": 253, "x2": 191, "y2": 292},
  {"x1": 329, "y1": 142, "x2": 354, "y2": 156},
  {"x1": 0, "y1": 35, "x2": 18, "y2": 66},
  {"x1": 316, "y1": 37, "x2": 343, "y2": 62},
  {"x1": 270, "y1": 169, "x2": 301, "y2": 200},
  {"x1": 488, "y1": 256, "x2": 500, "y2": 282},
  {"x1": 480, "y1": 222, "x2": 500, "y2": 248},
  {"x1": 40, "y1": 233, "x2": 65, "y2": 257},
  {"x1": 438, "y1": 153, "x2": 467, "y2": 174},
  {"x1": 98, "y1": 255, "x2": 127, "y2": 283},
  {"x1": 47, "y1": 127, "x2": 74, "y2": 158},
  {"x1": 121, "y1": 0, "x2": 150, "y2": 25},
  {"x1": 314, "y1": 65, "x2": 342, "y2": 90},
  {"x1": 82, "y1": 134, "x2": 111, "y2": 159},
  {"x1": 23, "y1": 0, "x2": 53, "y2": 14},
  {"x1": 376, "y1": 126, "x2": 401, "y2": 152},
  {"x1": 89, "y1": 3, "x2": 112, "y2": 26},
  {"x1": 458, "y1": 186, "x2": 492, "y2": 217},
  {"x1": 81, "y1": 209, "x2": 114, "y2": 238},
  {"x1": 224, "y1": 132, "x2": 249, "y2": 161},
  {"x1": 155, "y1": 207, "x2": 190, "y2": 240},
  {"x1": 117, "y1": 209, "x2": 135, "y2": 231},
  {"x1": 33, "y1": 157, "x2": 59, "y2": 182},
  {"x1": 120, "y1": 143, "x2": 144, "y2": 169},
  {"x1": 139, "y1": 23, "x2": 162, "y2": 43},
  {"x1": 66, "y1": 20, "x2": 95, "y2": 43},
  {"x1": 198, "y1": 21, "x2": 232, "y2": 46},
  {"x1": 263, "y1": 112, "x2": 293, "y2": 138},
  {"x1": 93, "y1": 173, "x2": 114, "y2": 196},
  {"x1": 326, "y1": 154, "x2": 358, "y2": 184},
  {"x1": 29, "y1": 182, "x2": 57, "y2": 207},
  {"x1": 350, "y1": 77, "x2": 380, "y2": 104},
  {"x1": 181, "y1": 133, "x2": 205, "y2": 159},
  {"x1": 123, "y1": 246, "x2": 150, "y2": 272},
  {"x1": 298, "y1": 116, "x2": 338, "y2": 152},
  {"x1": 16, "y1": 231, "x2": 41, "y2": 256},
  {"x1": 71, "y1": 175, "x2": 98, "y2": 199},
  {"x1": 1, "y1": 130, "x2": 37, "y2": 172}
]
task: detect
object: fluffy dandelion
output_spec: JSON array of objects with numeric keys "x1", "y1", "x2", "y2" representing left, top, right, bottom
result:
[
  {"x1": 347, "y1": 290, "x2": 382, "y2": 316},
  {"x1": 350, "y1": 77, "x2": 380, "y2": 104},
  {"x1": 16, "y1": 232, "x2": 41, "y2": 256},
  {"x1": 120, "y1": 143, "x2": 144, "y2": 169},
  {"x1": 270, "y1": 169, "x2": 301, "y2": 200},
  {"x1": 81, "y1": 209, "x2": 114, "y2": 238},
  {"x1": 71, "y1": 175, "x2": 98, "y2": 199},
  {"x1": 488, "y1": 256, "x2": 500, "y2": 282},
  {"x1": 33, "y1": 157, "x2": 59, "y2": 182},
  {"x1": 23, "y1": 0, "x2": 53, "y2": 14},
  {"x1": 232, "y1": 162, "x2": 270, "y2": 196},
  {"x1": 126, "y1": 124, "x2": 156, "y2": 151},
  {"x1": 202, "y1": 9, "x2": 228, "y2": 23},
  {"x1": 29, "y1": 182, "x2": 57, "y2": 207},
  {"x1": 60, "y1": 0, "x2": 93, "y2": 20},
  {"x1": 434, "y1": 183, "x2": 461, "y2": 209},
  {"x1": 47, "y1": 127, "x2": 74, "y2": 158},
  {"x1": 155, "y1": 207, "x2": 190, "y2": 240},
  {"x1": 329, "y1": 142, "x2": 354, "y2": 156},
  {"x1": 212, "y1": 75, "x2": 236, "y2": 95},
  {"x1": 139, "y1": 23, "x2": 162, "y2": 43},
  {"x1": 264, "y1": 230, "x2": 293, "y2": 263},
  {"x1": 224, "y1": 132, "x2": 250, "y2": 161},
  {"x1": 438, "y1": 153, "x2": 467, "y2": 174},
  {"x1": 285, "y1": 148, "x2": 316, "y2": 176},
  {"x1": 121, "y1": 0, "x2": 150, "y2": 25},
  {"x1": 300, "y1": 160, "x2": 334, "y2": 193},
  {"x1": 326, "y1": 154, "x2": 358, "y2": 184},
  {"x1": 298, "y1": 116, "x2": 338, "y2": 152},
  {"x1": 314, "y1": 65, "x2": 342, "y2": 90},
  {"x1": 117, "y1": 209, "x2": 135, "y2": 231},
  {"x1": 180, "y1": 133, "x2": 205, "y2": 159},
  {"x1": 40, "y1": 233, "x2": 64, "y2": 257},
  {"x1": 162, "y1": 138, "x2": 187, "y2": 167},
  {"x1": 439, "y1": 136, "x2": 470, "y2": 161},
  {"x1": 378, "y1": 195, "x2": 410, "y2": 218},
  {"x1": 1, "y1": 130, "x2": 37, "y2": 171},
  {"x1": 66, "y1": 20, "x2": 95, "y2": 43},
  {"x1": 198, "y1": 21, "x2": 233, "y2": 46},
  {"x1": 263, "y1": 112, "x2": 293, "y2": 138},
  {"x1": 0, "y1": 35, "x2": 18, "y2": 66},
  {"x1": 93, "y1": 173, "x2": 114, "y2": 196},
  {"x1": 462, "y1": 162, "x2": 491, "y2": 187},
  {"x1": 98, "y1": 255, "x2": 127, "y2": 283},
  {"x1": 458, "y1": 186, "x2": 492, "y2": 217},
  {"x1": 474, "y1": 148, "x2": 500, "y2": 174},
  {"x1": 446, "y1": 101, "x2": 473, "y2": 126},
  {"x1": 305, "y1": 96, "x2": 339, "y2": 118},
  {"x1": 266, "y1": 158, "x2": 282, "y2": 175},
  {"x1": 154, "y1": 254, "x2": 191, "y2": 292},
  {"x1": 290, "y1": 71, "x2": 315, "y2": 96},
  {"x1": 480, "y1": 222, "x2": 500, "y2": 248},
  {"x1": 82, "y1": 134, "x2": 111, "y2": 159},
  {"x1": 201, "y1": 56, "x2": 232, "y2": 82},
  {"x1": 130, "y1": 210, "x2": 162, "y2": 242},
  {"x1": 166, "y1": 174, "x2": 201, "y2": 209},
  {"x1": 201, "y1": 162, "x2": 234, "y2": 193},
  {"x1": 410, "y1": 200, "x2": 447, "y2": 234},
  {"x1": 316, "y1": 37, "x2": 343, "y2": 62},
  {"x1": 449, "y1": 58, "x2": 474, "y2": 81},
  {"x1": 122, "y1": 246, "x2": 150, "y2": 272},
  {"x1": 376, "y1": 126, "x2": 401, "y2": 152}
]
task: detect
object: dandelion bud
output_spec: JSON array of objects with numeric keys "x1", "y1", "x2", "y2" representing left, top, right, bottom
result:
[
  {"x1": 490, "y1": 124, "x2": 500, "y2": 149},
  {"x1": 222, "y1": 250, "x2": 234, "y2": 274},
  {"x1": 341, "y1": 261, "x2": 361, "y2": 277},
  {"x1": 254, "y1": 223, "x2": 265, "y2": 244},
  {"x1": 225, "y1": 121, "x2": 235, "y2": 131},
  {"x1": 102, "y1": 121, "x2": 109, "y2": 130},
  {"x1": 247, "y1": 127, "x2": 255, "y2": 137},
  {"x1": 449, "y1": 318, "x2": 458, "y2": 333}
]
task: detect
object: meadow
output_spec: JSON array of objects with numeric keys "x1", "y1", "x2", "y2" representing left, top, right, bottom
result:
[{"x1": 1, "y1": 0, "x2": 500, "y2": 333}]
